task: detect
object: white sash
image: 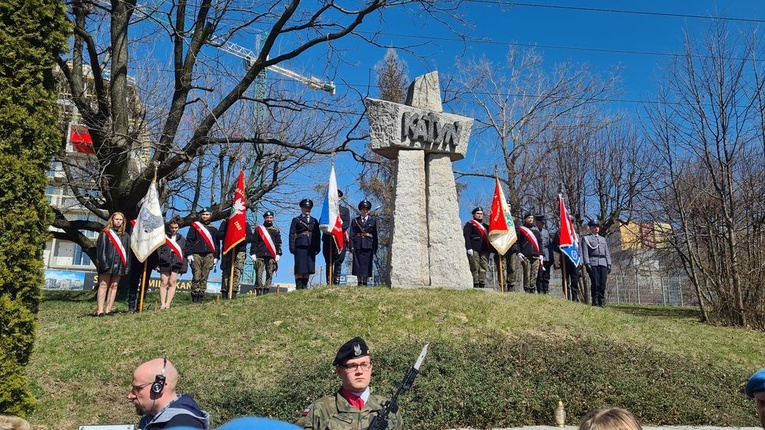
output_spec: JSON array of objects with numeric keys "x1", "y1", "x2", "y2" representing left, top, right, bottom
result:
[
  {"x1": 256, "y1": 225, "x2": 277, "y2": 259},
  {"x1": 519, "y1": 226, "x2": 544, "y2": 268},
  {"x1": 166, "y1": 235, "x2": 184, "y2": 263},
  {"x1": 105, "y1": 229, "x2": 127, "y2": 267},
  {"x1": 192, "y1": 221, "x2": 216, "y2": 253},
  {"x1": 469, "y1": 219, "x2": 489, "y2": 246}
]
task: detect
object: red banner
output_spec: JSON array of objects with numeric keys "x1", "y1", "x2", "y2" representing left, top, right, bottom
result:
[{"x1": 223, "y1": 171, "x2": 247, "y2": 254}]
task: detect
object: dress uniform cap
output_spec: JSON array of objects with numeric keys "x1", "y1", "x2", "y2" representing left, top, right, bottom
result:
[
  {"x1": 299, "y1": 199, "x2": 314, "y2": 209},
  {"x1": 333, "y1": 336, "x2": 370, "y2": 366},
  {"x1": 472, "y1": 207, "x2": 484, "y2": 214},
  {"x1": 534, "y1": 215, "x2": 546, "y2": 222},
  {"x1": 746, "y1": 368, "x2": 765, "y2": 397},
  {"x1": 200, "y1": 207, "x2": 211, "y2": 214},
  {"x1": 338, "y1": 189, "x2": 344, "y2": 198},
  {"x1": 588, "y1": 220, "x2": 601, "y2": 227},
  {"x1": 523, "y1": 212, "x2": 533, "y2": 219},
  {"x1": 214, "y1": 417, "x2": 301, "y2": 430},
  {"x1": 263, "y1": 210, "x2": 274, "y2": 218},
  {"x1": 358, "y1": 199, "x2": 372, "y2": 210}
]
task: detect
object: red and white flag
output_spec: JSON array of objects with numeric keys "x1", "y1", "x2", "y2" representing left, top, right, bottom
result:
[
  {"x1": 488, "y1": 177, "x2": 517, "y2": 255},
  {"x1": 223, "y1": 170, "x2": 247, "y2": 255},
  {"x1": 318, "y1": 164, "x2": 344, "y2": 252}
]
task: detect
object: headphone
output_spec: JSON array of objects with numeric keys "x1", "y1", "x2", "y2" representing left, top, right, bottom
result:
[{"x1": 151, "y1": 358, "x2": 167, "y2": 394}]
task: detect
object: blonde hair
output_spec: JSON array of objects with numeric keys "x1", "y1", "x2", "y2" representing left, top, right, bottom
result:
[
  {"x1": 104, "y1": 211, "x2": 127, "y2": 235},
  {"x1": 579, "y1": 408, "x2": 642, "y2": 430}
]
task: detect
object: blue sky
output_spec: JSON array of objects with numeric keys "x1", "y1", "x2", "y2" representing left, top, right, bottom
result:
[{"x1": 159, "y1": 1, "x2": 765, "y2": 284}]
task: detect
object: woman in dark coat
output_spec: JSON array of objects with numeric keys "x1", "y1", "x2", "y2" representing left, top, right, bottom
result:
[
  {"x1": 350, "y1": 199, "x2": 378, "y2": 286},
  {"x1": 288, "y1": 199, "x2": 320, "y2": 290},
  {"x1": 95, "y1": 211, "x2": 130, "y2": 316},
  {"x1": 154, "y1": 215, "x2": 188, "y2": 309}
]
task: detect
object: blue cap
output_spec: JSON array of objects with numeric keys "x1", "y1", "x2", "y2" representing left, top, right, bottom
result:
[
  {"x1": 216, "y1": 417, "x2": 301, "y2": 430},
  {"x1": 746, "y1": 368, "x2": 765, "y2": 397},
  {"x1": 200, "y1": 207, "x2": 211, "y2": 213}
]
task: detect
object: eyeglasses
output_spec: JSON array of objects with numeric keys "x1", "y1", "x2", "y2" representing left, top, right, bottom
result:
[
  {"x1": 338, "y1": 362, "x2": 372, "y2": 372},
  {"x1": 130, "y1": 382, "x2": 152, "y2": 394}
]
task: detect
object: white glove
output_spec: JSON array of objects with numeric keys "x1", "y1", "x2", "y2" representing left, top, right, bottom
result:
[
  {"x1": 187, "y1": 255, "x2": 194, "y2": 263},
  {"x1": 517, "y1": 254, "x2": 526, "y2": 263},
  {"x1": 250, "y1": 254, "x2": 257, "y2": 261},
  {"x1": 489, "y1": 253, "x2": 495, "y2": 260},
  {"x1": 213, "y1": 258, "x2": 218, "y2": 265},
  {"x1": 467, "y1": 249, "x2": 474, "y2": 256},
  {"x1": 275, "y1": 255, "x2": 281, "y2": 262}
]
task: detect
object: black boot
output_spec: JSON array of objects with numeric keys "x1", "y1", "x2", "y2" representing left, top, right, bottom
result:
[
  {"x1": 232, "y1": 291, "x2": 238, "y2": 299},
  {"x1": 296, "y1": 278, "x2": 304, "y2": 290}
]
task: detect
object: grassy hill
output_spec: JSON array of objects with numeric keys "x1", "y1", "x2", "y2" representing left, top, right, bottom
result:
[{"x1": 26, "y1": 287, "x2": 765, "y2": 429}]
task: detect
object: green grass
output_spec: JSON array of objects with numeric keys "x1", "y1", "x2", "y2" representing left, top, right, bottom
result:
[{"x1": 26, "y1": 288, "x2": 765, "y2": 429}]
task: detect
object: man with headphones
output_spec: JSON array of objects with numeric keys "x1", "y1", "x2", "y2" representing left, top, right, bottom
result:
[{"x1": 128, "y1": 358, "x2": 210, "y2": 429}]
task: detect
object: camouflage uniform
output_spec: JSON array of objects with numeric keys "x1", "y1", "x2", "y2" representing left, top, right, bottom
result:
[{"x1": 296, "y1": 389, "x2": 402, "y2": 430}]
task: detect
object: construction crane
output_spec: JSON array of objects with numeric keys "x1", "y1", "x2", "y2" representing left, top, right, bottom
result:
[{"x1": 213, "y1": 37, "x2": 336, "y2": 95}]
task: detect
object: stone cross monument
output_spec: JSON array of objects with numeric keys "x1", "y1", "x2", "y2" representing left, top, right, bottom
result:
[{"x1": 365, "y1": 71, "x2": 473, "y2": 289}]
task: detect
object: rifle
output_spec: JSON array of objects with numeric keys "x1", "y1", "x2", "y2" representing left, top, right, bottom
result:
[{"x1": 368, "y1": 344, "x2": 429, "y2": 430}]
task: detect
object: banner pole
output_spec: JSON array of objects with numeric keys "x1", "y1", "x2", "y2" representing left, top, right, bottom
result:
[{"x1": 139, "y1": 262, "x2": 148, "y2": 313}]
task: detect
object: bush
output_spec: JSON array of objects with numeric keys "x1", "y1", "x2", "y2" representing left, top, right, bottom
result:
[{"x1": 205, "y1": 335, "x2": 754, "y2": 429}]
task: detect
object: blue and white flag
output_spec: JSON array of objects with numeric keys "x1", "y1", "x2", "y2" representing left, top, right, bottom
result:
[{"x1": 557, "y1": 194, "x2": 581, "y2": 266}]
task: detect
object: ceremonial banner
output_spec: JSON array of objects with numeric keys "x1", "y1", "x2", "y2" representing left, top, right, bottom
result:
[
  {"x1": 488, "y1": 177, "x2": 517, "y2": 255},
  {"x1": 318, "y1": 164, "x2": 344, "y2": 252},
  {"x1": 130, "y1": 181, "x2": 165, "y2": 263},
  {"x1": 557, "y1": 194, "x2": 581, "y2": 266},
  {"x1": 223, "y1": 170, "x2": 247, "y2": 254}
]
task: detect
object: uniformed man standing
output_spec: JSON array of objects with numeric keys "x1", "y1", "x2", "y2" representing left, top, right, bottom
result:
[
  {"x1": 322, "y1": 190, "x2": 351, "y2": 285},
  {"x1": 296, "y1": 337, "x2": 402, "y2": 430},
  {"x1": 289, "y1": 199, "x2": 321, "y2": 290},
  {"x1": 464, "y1": 207, "x2": 491, "y2": 288},
  {"x1": 184, "y1": 207, "x2": 219, "y2": 303},
  {"x1": 218, "y1": 216, "x2": 253, "y2": 300},
  {"x1": 250, "y1": 210, "x2": 282, "y2": 295},
  {"x1": 350, "y1": 199, "x2": 378, "y2": 286},
  {"x1": 513, "y1": 213, "x2": 542, "y2": 293},
  {"x1": 582, "y1": 220, "x2": 611, "y2": 306},
  {"x1": 535, "y1": 215, "x2": 552, "y2": 294}
]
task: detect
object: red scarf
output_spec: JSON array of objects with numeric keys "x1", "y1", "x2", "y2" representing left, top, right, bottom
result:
[{"x1": 341, "y1": 388, "x2": 364, "y2": 410}]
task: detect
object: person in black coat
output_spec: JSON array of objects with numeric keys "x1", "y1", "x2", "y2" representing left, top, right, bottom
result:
[
  {"x1": 154, "y1": 215, "x2": 188, "y2": 309},
  {"x1": 95, "y1": 211, "x2": 131, "y2": 316},
  {"x1": 289, "y1": 199, "x2": 321, "y2": 290},
  {"x1": 350, "y1": 199, "x2": 378, "y2": 286},
  {"x1": 217, "y1": 216, "x2": 254, "y2": 299},
  {"x1": 250, "y1": 210, "x2": 283, "y2": 294},
  {"x1": 322, "y1": 190, "x2": 351, "y2": 285}
]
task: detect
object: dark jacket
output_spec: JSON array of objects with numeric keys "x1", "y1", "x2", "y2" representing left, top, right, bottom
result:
[
  {"x1": 184, "y1": 222, "x2": 220, "y2": 258},
  {"x1": 155, "y1": 234, "x2": 188, "y2": 274},
  {"x1": 511, "y1": 224, "x2": 542, "y2": 258},
  {"x1": 463, "y1": 220, "x2": 490, "y2": 253},
  {"x1": 250, "y1": 224, "x2": 283, "y2": 258},
  {"x1": 350, "y1": 216, "x2": 378, "y2": 252},
  {"x1": 217, "y1": 219, "x2": 254, "y2": 255},
  {"x1": 96, "y1": 229, "x2": 131, "y2": 275},
  {"x1": 289, "y1": 215, "x2": 321, "y2": 255},
  {"x1": 138, "y1": 394, "x2": 210, "y2": 430}
]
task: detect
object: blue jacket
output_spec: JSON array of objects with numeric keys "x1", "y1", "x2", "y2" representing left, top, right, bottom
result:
[{"x1": 138, "y1": 394, "x2": 210, "y2": 430}]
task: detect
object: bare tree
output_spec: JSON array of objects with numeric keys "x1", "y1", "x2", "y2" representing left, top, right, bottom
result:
[
  {"x1": 53, "y1": 0, "x2": 464, "y2": 258},
  {"x1": 643, "y1": 22, "x2": 765, "y2": 327},
  {"x1": 451, "y1": 46, "x2": 619, "y2": 217}
]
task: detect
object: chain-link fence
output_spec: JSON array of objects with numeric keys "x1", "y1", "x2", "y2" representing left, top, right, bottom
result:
[{"x1": 484, "y1": 261, "x2": 695, "y2": 306}]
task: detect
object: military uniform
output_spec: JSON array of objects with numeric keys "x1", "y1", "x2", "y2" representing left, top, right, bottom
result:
[
  {"x1": 290, "y1": 199, "x2": 321, "y2": 289},
  {"x1": 184, "y1": 208, "x2": 219, "y2": 303},
  {"x1": 350, "y1": 200, "x2": 378, "y2": 286},
  {"x1": 463, "y1": 207, "x2": 490, "y2": 288},
  {"x1": 297, "y1": 337, "x2": 403, "y2": 430},
  {"x1": 512, "y1": 214, "x2": 542, "y2": 293},
  {"x1": 582, "y1": 220, "x2": 611, "y2": 307},
  {"x1": 297, "y1": 389, "x2": 402, "y2": 430},
  {"x1": 250, "y1": 211, "x2": 283, "y2": 294},
  {"x1": 218, "y1": 218, "x2": 254, "y2": 299},
  {"x1": 322, "y1": 194, "x2": 351, "y2": 285},
  {"x1": 535, "y1": 216, "x2": 552, "y2": 294}
]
